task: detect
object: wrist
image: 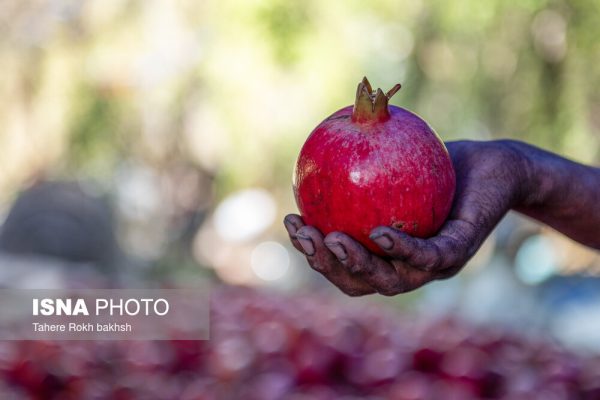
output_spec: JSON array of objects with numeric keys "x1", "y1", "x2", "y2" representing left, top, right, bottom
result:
[{"x1": 501, "y1": 140, "x2": 585, "y2": 212}]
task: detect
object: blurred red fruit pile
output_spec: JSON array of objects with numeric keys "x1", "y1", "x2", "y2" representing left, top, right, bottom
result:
[{"x1": 0, "y1": 286, "x2": 599, "y2": 399}]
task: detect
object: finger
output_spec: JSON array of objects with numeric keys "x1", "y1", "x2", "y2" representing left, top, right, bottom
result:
[
  {"x1": 324, "y1": 232, "x2": 408, "y2": 296},
  {"x1": 434, "y1": 265, "x2": 462, "y2": 280},
  {"x1": 369, "y1": 220, "x2": 477, "y2": 272},
  {"x1": 283, "y1": 214, "x2": 305, "y2": 253},
  {"x1": 370, "y1": 227, "x2": 443, "y2": 271},
  {"x1": 390, "y1": 259, "x2": 441, "y2": 291},
  {"x1": 296, "y1": 226, "x2": 375, "y2": 297}
]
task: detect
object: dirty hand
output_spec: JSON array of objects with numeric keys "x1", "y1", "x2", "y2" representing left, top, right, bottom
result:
[{"x1": 284, "y1": 140, "x2": 528, "y2": 296}]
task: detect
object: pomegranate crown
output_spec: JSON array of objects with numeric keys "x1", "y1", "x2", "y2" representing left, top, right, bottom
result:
[{"x1": 351, "y1": 77, "x2": 401, "y2": 124}]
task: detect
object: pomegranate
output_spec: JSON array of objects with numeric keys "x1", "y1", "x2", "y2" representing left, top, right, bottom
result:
[{"x1": 293, "y1": 77, "x2": 456, "y2": 255}]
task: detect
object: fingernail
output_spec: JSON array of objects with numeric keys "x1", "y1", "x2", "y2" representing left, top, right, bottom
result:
[
  {"x1": 295, "y1": 233, "x2": 315, "y2": 256},
  {"x1": 369, "y1": 232, "x2": 393, "y2": 250},
  {"x1": 283, "y1": 218, "x2": 297, "y2": 235},
  {"x1": 325, "y1": 242, "x2": 347, "y2": 261}
]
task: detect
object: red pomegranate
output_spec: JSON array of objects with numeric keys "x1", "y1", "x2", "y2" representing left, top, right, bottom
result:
[{"x1": 293, "y1": 77, "x2": 456, "y2": 255}]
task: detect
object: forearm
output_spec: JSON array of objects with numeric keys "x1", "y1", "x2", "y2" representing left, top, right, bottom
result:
[{"x1": 510, "y1": 141, "x2": 600, "y2": 249}]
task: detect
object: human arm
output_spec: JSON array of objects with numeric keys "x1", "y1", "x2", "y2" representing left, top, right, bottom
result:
[{"x1": 284, "y1": 140, "x2": 600, "y2": 296}]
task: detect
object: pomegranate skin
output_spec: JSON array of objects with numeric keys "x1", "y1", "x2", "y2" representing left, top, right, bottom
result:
[{"x1": 293, "y1": 104, "x2": 456, "y2": 255}]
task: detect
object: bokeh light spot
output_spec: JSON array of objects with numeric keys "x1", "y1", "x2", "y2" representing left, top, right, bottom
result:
[
  {"x1": 214, "y1": 189, "x2": 276, "y2": 243},
  {"x1": 515, "y1": 235, "x2": 559, "y2": 285},
  {"x1": 251, "y1": 241, "x2": 289, "y2": 281}
]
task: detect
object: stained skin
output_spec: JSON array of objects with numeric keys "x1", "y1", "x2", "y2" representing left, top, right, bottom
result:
[
  {"x1": 287, "y1": 138, "x2": 600, "y2": 297},
  {"x1": 293, "y1": 104, "x2": 456, "y2": 255}
]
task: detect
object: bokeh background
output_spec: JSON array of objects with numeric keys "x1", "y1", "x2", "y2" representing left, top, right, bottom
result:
[{"x1": 1, "y1": 0, "x2": 600, "y2": 398}]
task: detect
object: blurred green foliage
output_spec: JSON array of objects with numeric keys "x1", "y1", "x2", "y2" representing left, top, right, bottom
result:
[
  {"x1": 256, "y1": 0, "x2": 312, "y2": 65},
  {"x1": 0, "y1": 0, "x2": 599, "y2": 289},
  {"x1": 68, "y1": 84, "x2": 124, "y2": 174},
  {"x1": 1, "y1": 0, "x2": 599, "y2": 200}
]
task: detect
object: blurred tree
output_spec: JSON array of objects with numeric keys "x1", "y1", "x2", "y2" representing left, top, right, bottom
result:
[
  {"x1": 0, "y1": 0, "x2": 599, "y2": 274},
  {"x1": 67, "y1": 84, "x2": 126, "y2": 175},
  {"x1": 256, "y1": 0, "x2": 312, "y2": 66}
]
